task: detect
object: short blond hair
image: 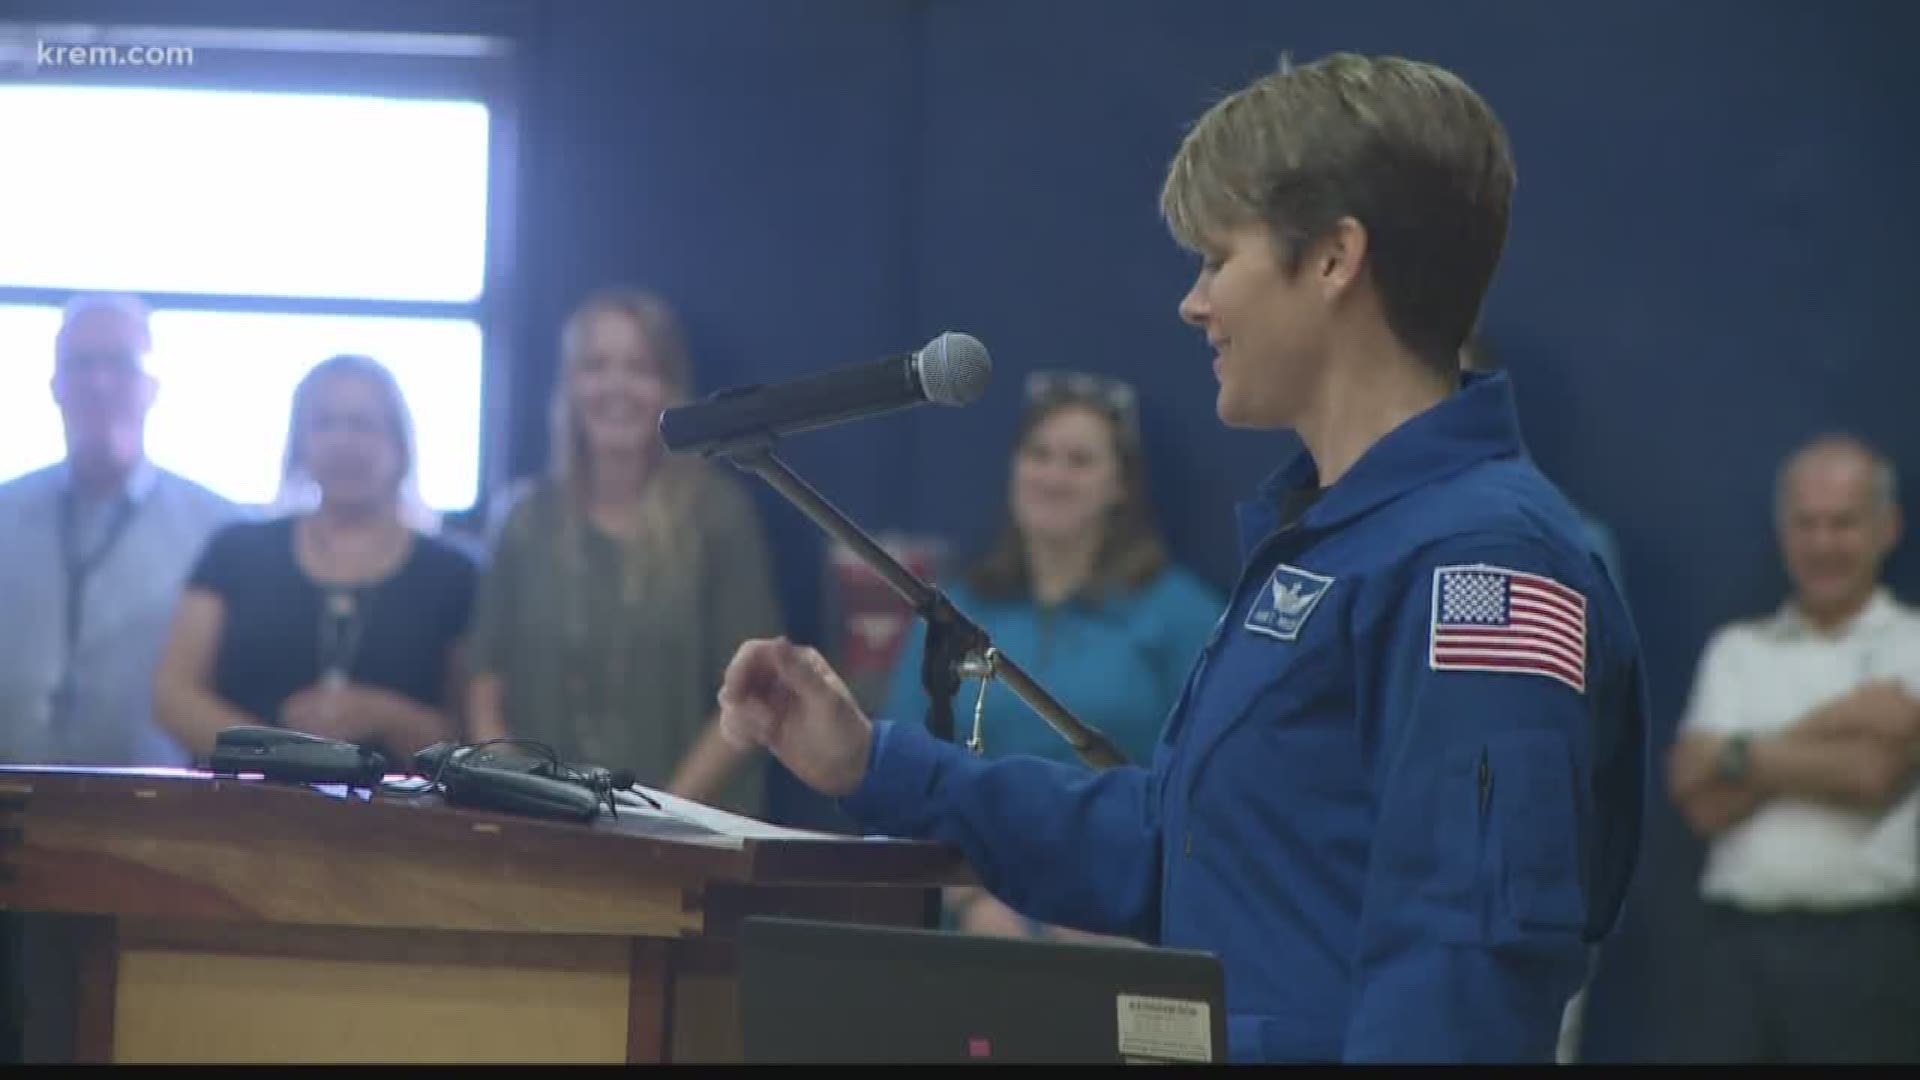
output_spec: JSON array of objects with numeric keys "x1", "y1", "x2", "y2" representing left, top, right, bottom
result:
[{"x1": 1161, "y1": 52, "x2": 1516, "y2": 370}]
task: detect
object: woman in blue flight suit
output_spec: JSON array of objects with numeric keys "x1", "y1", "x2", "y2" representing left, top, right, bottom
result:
[{"x1": 714, "y1": 52, "x2": 1651, "y2": 1064}]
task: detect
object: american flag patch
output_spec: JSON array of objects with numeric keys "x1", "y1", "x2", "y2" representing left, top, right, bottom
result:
[{"x1": 1429, "y1": 564, "x2": 1588, "y2": 693}]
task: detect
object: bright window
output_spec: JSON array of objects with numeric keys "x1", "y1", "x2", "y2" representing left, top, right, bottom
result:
[
  {"x1": 0, "y1": 305, "x2": 482, "y2": 509},
  {"x1": 0, "y1": 85, "x2": 490, "y2": 303},
  {"x1": 0, "y1": 69, "x2": 500, "y2": 515}
]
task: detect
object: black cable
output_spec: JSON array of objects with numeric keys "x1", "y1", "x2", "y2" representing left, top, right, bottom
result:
[{"x1": 382, "y1": 737, "x2": 659, "y2": 818}]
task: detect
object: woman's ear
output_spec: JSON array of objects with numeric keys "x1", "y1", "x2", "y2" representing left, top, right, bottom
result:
[{"x1": 1312, "y1": 215, "x2": 1370, "y2": 303}]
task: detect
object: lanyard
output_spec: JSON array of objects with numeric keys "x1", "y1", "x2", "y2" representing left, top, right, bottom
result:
[{"x1": 49, "y1": 488, "x2": 140, "y2": 723}]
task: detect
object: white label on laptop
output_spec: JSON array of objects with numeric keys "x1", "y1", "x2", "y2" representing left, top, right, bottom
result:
[{"x1": 1116, "y1": 994, "x2": 1212, "y2": 1063}]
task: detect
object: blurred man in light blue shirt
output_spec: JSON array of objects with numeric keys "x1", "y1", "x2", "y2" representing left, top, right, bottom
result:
[{"x1": 0, "y1": 294, "x2": 241, "y2": 768}]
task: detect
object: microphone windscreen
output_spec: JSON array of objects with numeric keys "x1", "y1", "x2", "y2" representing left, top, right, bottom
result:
[{"x1": 916, "y1": 332, "x2": 991, "y2": 407}]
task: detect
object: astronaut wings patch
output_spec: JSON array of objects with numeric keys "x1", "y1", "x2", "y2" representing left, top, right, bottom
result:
[
  {"x1": 1429, "y1": 563, "x2": 1588, "y2": 693},
  {"x1": 1244, "y1": 564, "x2": 1334, "y2": 641}
]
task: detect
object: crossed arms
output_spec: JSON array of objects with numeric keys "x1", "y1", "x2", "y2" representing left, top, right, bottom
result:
[{"x1": 1669, "y1": 678, "x2": 1920, "y2": 837}]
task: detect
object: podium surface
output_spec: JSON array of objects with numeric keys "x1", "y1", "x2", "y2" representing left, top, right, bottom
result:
[{"x1": 0, "y1": 765, "x2": 964, "y2": 1063}]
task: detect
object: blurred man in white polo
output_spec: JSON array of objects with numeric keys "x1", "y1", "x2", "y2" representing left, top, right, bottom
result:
[{"x1": 1667, "y1": 432, "x2": 1920, "y2": 1062}]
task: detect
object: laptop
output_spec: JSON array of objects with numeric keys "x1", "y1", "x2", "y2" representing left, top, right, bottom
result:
[{"x1": 739, "y1": 916, "x2": 1228, "y2": 1064}]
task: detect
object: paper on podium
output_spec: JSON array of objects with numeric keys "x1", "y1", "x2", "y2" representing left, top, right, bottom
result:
[{"x1": 616, "y1": 785, "x2": 859, "y2": 844}]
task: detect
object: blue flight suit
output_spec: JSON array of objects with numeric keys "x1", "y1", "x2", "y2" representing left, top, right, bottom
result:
[{"x1": 840, "y1": 370, "x2": 1651, "y2": 1063}]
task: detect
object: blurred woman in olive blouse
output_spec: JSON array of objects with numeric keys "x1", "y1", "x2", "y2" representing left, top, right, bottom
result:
[{"x1": 465, "y1": 287, "x2": 785, "y2": 816}]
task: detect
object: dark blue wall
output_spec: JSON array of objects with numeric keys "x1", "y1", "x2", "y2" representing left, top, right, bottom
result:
[
  {"x1": 19, "y1": 0, "x2": 1919, "y2": 1060},
  {"x1": 509, "y1": 0, "x2": 923, "y2": 662}
]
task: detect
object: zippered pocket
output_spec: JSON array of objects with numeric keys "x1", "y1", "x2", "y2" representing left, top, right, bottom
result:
[
  {"x1": 1483, "y1": 731, "x2": 1585, "y2": 937},
  {"x1": 1478, "y1": 744, "x2": 1492, "y2": 821},
  {"x1": 1378, "y1": 737, "x2": 1579, "y2": 949}
]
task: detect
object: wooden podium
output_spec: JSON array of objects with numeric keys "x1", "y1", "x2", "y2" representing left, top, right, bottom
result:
[{"x1": 0, "y1": 766, "x2": 965, "y2": 1063}]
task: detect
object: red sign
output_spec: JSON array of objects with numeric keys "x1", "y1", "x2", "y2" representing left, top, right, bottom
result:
[{"x1": 825, "y1": 534, "x2": 947, "y2": 708}]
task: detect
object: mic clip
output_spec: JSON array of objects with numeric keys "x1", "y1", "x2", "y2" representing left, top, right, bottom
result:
[
  {"x1": 208, "y1": 725, "x2": 392, "y2": 788},
  {"x1": 957, "y1": 648, "x2": 1000, "y2": 758},
  {"x1": 409, "y1": 740, "x2": 644, "y2": 823}
]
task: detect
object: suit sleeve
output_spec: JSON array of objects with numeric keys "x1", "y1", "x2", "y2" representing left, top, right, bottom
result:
[
  {"x1": 1342, "y1": 537, "x2": 1620, "y2": 1062},
  {"x1": 841, "y1": 720, "x2": 1164, "y2": 942}
]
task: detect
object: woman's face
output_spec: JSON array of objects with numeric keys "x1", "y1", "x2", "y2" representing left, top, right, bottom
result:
[
  {"x1": 1011, "y1": 404, "x2": 1125, "y2": 547},
  {"x1": 1178, "y1": 221, "x2": 1334, "y2": 429},
  {"x1": 302, "y1": 372, "x2": 403, "y2": 510},
  {"x1": 568, "y1": 308, "x2": 670, "y2": 456}
]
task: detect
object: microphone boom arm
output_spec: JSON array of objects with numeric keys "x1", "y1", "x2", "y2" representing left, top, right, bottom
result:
[{"x1": 714, "y1": 439, "x2": 1129, "y2": 771}]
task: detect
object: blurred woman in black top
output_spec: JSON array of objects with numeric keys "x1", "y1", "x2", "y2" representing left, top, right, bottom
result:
[{"x1": 155, "y1": 353, "x2": 475, "y2": 765}]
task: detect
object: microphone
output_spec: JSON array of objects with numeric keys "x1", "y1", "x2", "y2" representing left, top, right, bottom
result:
[
  {"x1": 666, "y1": 330, "x2": 1128, "y2": 771},
  {"x1": 658, "y1": 331, "x2": 991, "y2": 456}
]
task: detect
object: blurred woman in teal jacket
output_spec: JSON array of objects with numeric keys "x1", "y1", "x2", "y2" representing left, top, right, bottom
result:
[{"x1": 880, "y1": 370, "x2": 1223, "y2": 938}]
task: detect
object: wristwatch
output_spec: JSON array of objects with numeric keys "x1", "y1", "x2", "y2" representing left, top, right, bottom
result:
[{"x1": 1714, "y1": 733, "x2": 1753, "y2": 783}]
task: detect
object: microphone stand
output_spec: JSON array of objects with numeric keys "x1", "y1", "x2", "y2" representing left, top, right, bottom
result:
[{"x1": 711, "y1": 438, "x2": 1128, "y2": 772}]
